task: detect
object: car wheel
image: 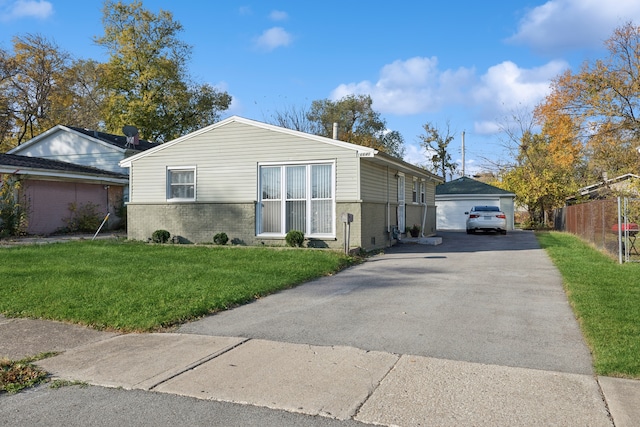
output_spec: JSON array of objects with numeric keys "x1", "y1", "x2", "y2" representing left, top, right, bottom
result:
[
  {"x1": 467, "y1": 229, "x2": 473, "y2": 234},
  {"x1": 500, "y1": 230, "x2": 507, "y2": 235}
]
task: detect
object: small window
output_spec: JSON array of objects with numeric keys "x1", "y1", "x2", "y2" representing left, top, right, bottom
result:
[
  {"x1": 420, "y1": 181, "x2": 425, "y2": 204},
  {"x1": 412, "y1": 180, "x2": 418, "y2": 203},
  {"x1": 167, "y1": 167, "x2": 195, "y2": 201}
]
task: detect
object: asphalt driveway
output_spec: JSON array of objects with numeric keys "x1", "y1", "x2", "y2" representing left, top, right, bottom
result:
[{"x1": 179, "y1": 230, "x2": 594, "y2": 375}]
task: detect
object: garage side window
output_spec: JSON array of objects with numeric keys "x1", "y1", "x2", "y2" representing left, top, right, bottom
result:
[{"x1": 167, "y1": 167, "x2": 196, "y2": 201}]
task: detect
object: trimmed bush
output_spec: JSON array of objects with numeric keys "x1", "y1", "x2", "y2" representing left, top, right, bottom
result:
[
  {"x1": 151, "y1": 229, "x2": 171, "y2": 243},
  {"x1": 213, "y1": 232, "x2": 229, "y2": 245},
  {"x1": 285, "y1": 230, "x2": 305, "y2": 247}
]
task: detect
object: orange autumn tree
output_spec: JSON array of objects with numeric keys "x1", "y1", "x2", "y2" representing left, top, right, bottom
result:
[
  {"x1": 536, "y1": 22, "x2": 640, "y2": 183},
  {"x1": 501, "y1": 129, "x2": 580, "y2": 228}
]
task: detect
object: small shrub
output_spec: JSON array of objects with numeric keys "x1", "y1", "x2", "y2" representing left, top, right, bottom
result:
[
  {"x1": 115, "y1": 200, "x2": 127, "y2": 230},
  {"x1": 409, "y1": 224, "x2": 420, "y2": 237},
  {"x1": 213, "y1": 232, "x2": 229, "y2": 245},
  {"x1": 151, "y1": 229, "x2": 171, "y2": 243},
  {"x1": 62, "y1": 202, "x2": 103, "y2": 233},
  {"x1": 0, "y1": 176, "x2": 28, "y2": 237},
  {"x1": 285, "y1": 230, "x2": 305, "y2": 247}
]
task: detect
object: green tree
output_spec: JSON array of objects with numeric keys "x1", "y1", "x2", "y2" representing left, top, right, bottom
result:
[
  {"x1": 95, "y1": 0, "x2": 231, "y2": 142},
  {"x1": 502, "y1": 131, "x2": 578, "y2": 227},
  {"x1": 379, "y1": 130, "x2": 406, "y2": 159},
  {"x1": 0, "y1": 34, "x2": 71, "y2": 150},
  {"x1": 418, "y1": 122, "x2": 457, "y2": 180},
  {"x1": 306, "y1": 94, "x2": 405, "y2": 158},
  {"x1": 50, "y1": 59, "x2": 106, "y2": 131}
]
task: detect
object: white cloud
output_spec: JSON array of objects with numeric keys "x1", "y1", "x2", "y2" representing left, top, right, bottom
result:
[
  {"x1": 269, "y1": 10, "x2": 288, "y2": 21},
  {"x1": 473, "y1": 121, "x2": 502, "y2": 135},
  {"x1": 254, "y1": 27, "x2": 293, "y2": 51},
  {"x1": 508, "y1": 0, "x2": 640, "y2": 53},
  {"x1": 331, "y1": 57, "x2": 475, "y2": 115},
  {"x1": 403, "y1": 142, "x2": 428, "y2": 167},
  {"x1": 470, "y1": 59, "x2": 568, "y2": 134},
  {"x1": 0, "y1": 0, "x2": 52, "y2": 21},
  {"x1": 472, "y1": 60, "x2": 567, "y2": 112},
  {"x1": 331, "y1": 56, "x2": 567, "y2": 135}
]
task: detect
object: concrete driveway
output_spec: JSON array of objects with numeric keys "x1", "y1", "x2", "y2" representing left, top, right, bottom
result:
[{"x1": 179, "y1": 230, "x2": 594, "y2": 375}]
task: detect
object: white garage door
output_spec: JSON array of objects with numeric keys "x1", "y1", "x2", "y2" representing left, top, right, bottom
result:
[{"x1": 437, "y1": 199, "x2": 500, "y2": 230}]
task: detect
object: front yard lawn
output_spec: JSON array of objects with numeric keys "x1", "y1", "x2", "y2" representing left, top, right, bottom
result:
[
  {"x1": 0, "y1": 241, "x2": 353, "y2": 332},
  {"x1": 537, "y1": 231, "x2": 640, "y2": 378}
]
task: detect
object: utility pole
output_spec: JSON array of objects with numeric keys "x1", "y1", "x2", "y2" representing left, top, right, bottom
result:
[{"x1": 461, "y1": 131, "x2": 465, "y2": 177}]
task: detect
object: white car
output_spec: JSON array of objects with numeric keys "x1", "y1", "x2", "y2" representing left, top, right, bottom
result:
[{"x1": 466, "y1": 206, "x2": 507, "y2": 234}]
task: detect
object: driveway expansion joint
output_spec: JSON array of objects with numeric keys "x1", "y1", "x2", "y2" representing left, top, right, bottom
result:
[{"x1": 147, "y1": 337, "x2": 251, "y2": 391}]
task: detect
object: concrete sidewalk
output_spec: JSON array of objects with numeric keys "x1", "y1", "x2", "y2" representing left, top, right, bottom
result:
[{"x1": 1, "y1": 317, "x2": 638, "y2": 426}]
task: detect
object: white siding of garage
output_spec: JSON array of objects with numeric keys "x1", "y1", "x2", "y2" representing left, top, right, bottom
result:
[
  {"x1": 436, "y1": 196, "x2": 516, "y2": 230},
  {"x1": 436, "y1": 197, "x2": 500, "y2": 230}
]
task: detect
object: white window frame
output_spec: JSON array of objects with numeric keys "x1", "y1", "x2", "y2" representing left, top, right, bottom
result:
[
  {"x1": 420, "y1": 180, "x2": 426, "y2": 205},
  {"x1": 257, "y1": 161, "x2": 335, "y2": 238},
  {"x1": 166, "y1": 166, "x2": 196, "y2": 202},
  {"x1": 412, "y1": 179, "x2": 419, "y2": 203}
]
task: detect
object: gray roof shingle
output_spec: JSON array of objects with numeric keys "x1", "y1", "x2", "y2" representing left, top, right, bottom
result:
[
  {"x1": 0, "y1": 154, "x2": 128, "y2": 179},
  {"x1": 436, "y1": 176, "x2": 515, "y2": 195},
  {"x1": 67, "y1": 126, "x2": 157, "y2": 151}
]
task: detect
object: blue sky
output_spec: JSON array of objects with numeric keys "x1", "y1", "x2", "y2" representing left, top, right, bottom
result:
[{"x1": 2, "y1": 0, "x2": 640, "y2": 177}]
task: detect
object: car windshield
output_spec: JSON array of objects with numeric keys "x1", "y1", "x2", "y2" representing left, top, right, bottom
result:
[{"x1": 473, "y1": 206, "x2": 500, "y2": 212}]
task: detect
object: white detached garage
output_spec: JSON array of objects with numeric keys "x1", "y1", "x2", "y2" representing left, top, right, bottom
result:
[{"x1": 435, "y1": 177, "x2": 516, "y2": 231}]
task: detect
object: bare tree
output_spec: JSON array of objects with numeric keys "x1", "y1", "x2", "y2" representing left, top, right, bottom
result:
[
  {"x1": 268, "y1": 104, "x2": 314, "y2": 133},
  {"x1": 418, "y1": 121, "x2": 457, "y2": 181}
]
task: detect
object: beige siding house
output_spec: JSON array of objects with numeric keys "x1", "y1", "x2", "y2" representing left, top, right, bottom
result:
[{"x1": 120, "y1": 116, "x2": 442, "y2": 251}]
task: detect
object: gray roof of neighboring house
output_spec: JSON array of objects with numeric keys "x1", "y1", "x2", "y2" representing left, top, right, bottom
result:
[
  {"x1": 67, "y1": 126, "x2": 157, "y2": 151},
  {"x1": 0, "y1": 153, "x2": 128, "y2": 179},
  {"x1": 436, "y1": 176, "x2": 515, "y2": 196}
]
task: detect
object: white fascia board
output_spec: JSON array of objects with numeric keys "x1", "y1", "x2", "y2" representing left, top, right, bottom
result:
[
  {"x1": 0, "y1": 166, "x2": 128, "y2": 185},
  {"x1": 119, "y1": 115, "x2": 378, "y2": 167},
  {"x1": 6, "y1": 125, "x2": 69, "y2": 153},
  {"x1": 10, "y1": 125, "x2": 126, "y2": 155},
  {"x1": 436, "y1": 193, "x2": 516, "y2": 201},
  {"x1": 366, "y1": 153, "x2": 443, "y2": 183}
]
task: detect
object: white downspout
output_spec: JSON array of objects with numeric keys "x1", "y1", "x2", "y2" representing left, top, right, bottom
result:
[
  {"x1": 387, "y1": 166, "x2": 391, "y2": 245},
  {"x1": 420, "y1": 201, "x2": 427, "y2": 237}
]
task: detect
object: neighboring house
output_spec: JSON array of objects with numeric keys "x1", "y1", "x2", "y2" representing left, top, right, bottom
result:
[
  {"x1": 435, "y1": 176, "x2": 516, "y2": 231},
  {"x1": 0, "y1": 154, "x2": 128, "y2": 235},
  {"x1": 569, "y1": 173, "x2": 640, "y2": 202},
  {"x1": 8, "y1": 125, "x2": 156, "y2": 175},
  {"x1": 119, "y1": 116, "x2": 443, "y2": 251}
]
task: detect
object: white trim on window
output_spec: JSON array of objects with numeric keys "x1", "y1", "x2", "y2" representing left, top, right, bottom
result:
[
  {"x1": 166, "y1": 166, "x2": 196, "y2": 202},
  {"x1": 257, "y1": 161, "x2": 335, "y2": 238}
]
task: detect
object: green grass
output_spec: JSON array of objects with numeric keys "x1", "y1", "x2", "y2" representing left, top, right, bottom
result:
[
  {"x1": 0, "y1": 241, "x2": 353, "y2": 332},
  {"x1": 536, "y1": 231, "x2": 640, "y2": 378}
]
